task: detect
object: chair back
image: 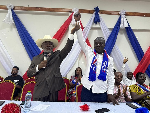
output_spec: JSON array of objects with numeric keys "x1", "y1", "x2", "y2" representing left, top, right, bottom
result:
[
  {"x1": 0, "y1": 80, "x2": 15, "y2": 100},
  {"x1": 0, "y1": 76, "x2": 4, "y2": 82},
  {"x1": 20, "y1": 81, "x2": 35, "y2": 101},
  {"x1": 63, "y1": 77, "x2": 70, "y2": 89},
  {"x1": 58, "y1": 83, "x2": 68, "y2": 102},
  {"x1": 76, "y1": 84, "x2": 83, "y2": 102},
  {"x1": 25, "y1": 77, "x2": 35, "y2": 83}
]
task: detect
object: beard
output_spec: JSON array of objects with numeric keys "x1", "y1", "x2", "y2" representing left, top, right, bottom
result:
[{"x1": 12, "y1": 73, "x2": 17, "y2": 75}]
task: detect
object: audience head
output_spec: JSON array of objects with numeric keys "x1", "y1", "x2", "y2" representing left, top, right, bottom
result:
[
  {"x1": 36, "y1": 35, "x2": 58, "y2": 53},
  {"x1": 94, "y1": 37, "x2": 105, "y2": 54},
  {"x1": 75, "y1": 67, "x2": 82, "y2": 77},
  {"x1": 136, "y1": 72, "x2": 146, "y2": 85},
  {"x1": 114, "y1": 72, "x2": 123, "y2": 84},
  {"x1": 11, "y1": 66, "x2": 19, "y2": 76},
  {"x1": 127, "y1": 72, "x2": 133, "y2": 80}
]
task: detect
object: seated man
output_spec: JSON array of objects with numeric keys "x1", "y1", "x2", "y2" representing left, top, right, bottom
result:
[
  {"x1": 129, "y1": 72, "x2": 150, "y2": 108},
  {"x1": 113, "y1": 69, "x2": 131, "y2": 103},
  {"x1": 121, "y1": 58, "x2": 136, "y2": 86},
  {"x1": 4, "y1": 66, "x2": 24, "y2": 100}
]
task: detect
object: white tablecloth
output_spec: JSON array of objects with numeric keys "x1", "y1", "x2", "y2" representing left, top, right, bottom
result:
[{"x1": 0, "y1": 100, "x2": 139, "y2": 113}]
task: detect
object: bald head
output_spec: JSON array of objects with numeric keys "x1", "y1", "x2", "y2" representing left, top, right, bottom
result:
[{"x1": 94, "y1": 37, "x2": 105, "y2": 54}]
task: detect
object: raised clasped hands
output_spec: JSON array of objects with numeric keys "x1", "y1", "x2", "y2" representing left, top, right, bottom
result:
[{"x1": 71, "y1": 22, "x2": 80, "y2": 34}]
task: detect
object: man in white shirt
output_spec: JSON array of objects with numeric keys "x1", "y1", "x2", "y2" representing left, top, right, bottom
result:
[
  {"x1": 121, "y1": 58, "x2": 136, "y2": 86},
  {"x1": 71, "y1": 23, "x2": 118, "y2": 105}
]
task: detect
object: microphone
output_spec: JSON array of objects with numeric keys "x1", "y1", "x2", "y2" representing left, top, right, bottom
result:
[
  {"x1": 44, "y1": 53, "x2": 48, "y2": 60},
  {"x1": 44, "y1": 52, "x2": 51, "y2": 60}
]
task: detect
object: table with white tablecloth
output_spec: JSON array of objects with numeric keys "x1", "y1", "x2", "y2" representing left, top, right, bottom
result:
[{"x1": 0, "y1": 100, "x2": 141, "y2": 113}]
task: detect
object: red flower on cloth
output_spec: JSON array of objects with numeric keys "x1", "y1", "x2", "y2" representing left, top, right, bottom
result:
[
  {"x1": 1, "y1": 103, "x2": 21, "y2": 113},
  {"x1": 80, "y1": 104, "x2": 90, "y2": 111}
]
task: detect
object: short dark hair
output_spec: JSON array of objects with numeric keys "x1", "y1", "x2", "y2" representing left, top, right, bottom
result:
[
  {"x1": 136, "y1": 72, "x2": 144, "y2": 80},
  {"x1": 94, "y1": 37, "x2": 105, "y2": 41},
  {"x1": 13, "y1": 66, "x2": 19, "y2": 70}
]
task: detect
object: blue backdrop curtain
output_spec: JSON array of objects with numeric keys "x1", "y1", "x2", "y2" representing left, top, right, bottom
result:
[
  {"x1": 125, "y1": 23, "x2": 150, "y2": 77},
  {"x1": 104, "y1": 16, "x2": 121, "y2": 55},
  {"x1": 11, "y1": 9, "x2": 41, "y2": 60}
]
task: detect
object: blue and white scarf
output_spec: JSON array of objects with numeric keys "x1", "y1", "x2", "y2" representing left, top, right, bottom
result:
[
  {"x1": 136, "y1": 83, "x2": 149, "y2": 92},
  {"x1": 89, "y1": 50, "x2": 108, "y2": 82}
]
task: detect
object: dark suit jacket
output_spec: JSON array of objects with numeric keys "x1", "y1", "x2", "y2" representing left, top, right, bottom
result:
[{"x1": 27, "y1": 39, "x2": 74, "y2": 100}]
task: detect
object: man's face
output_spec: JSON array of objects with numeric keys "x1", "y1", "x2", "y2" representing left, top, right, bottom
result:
[
  {"x1": 94, "y1": 37, "x2": 105, "y2": 54},
  {"x1": 127, "y1": 72, "x2": 133, "y2": 80},
  {"x1": 41, "y1": 41, "x2": 54, "y2": 53},
  {"x1": 115, "y1": 72, "x2": 123, "y2": 83},
  {"x1": 11, "y1": 68, "x2": 18, "y2": 76}
]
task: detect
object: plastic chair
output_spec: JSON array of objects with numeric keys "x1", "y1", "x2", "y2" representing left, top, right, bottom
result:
[
  {"x1": 25, "y1": 77, "x2": 35, "y2": 84},
  {"x1": 58, "y1": 83, "x2": 68, "y2": 102},
  {"x1": 0, "y1": 80, "x2": 15, "y2": 100},
  {"x1": 0, "y1": 76, "x2": 4, "y2": 82},
  {"x1": 76, "y1": 84, "x2": 83, "y2": 102},
  {"x1": 20, "y1": 81, "x2": 36, "y2": 101}
]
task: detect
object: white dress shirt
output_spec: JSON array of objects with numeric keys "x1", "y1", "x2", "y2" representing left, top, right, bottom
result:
[
  {"x1": 71, "y1": 29, "x2": 115, "y2": 94},
  {"x1": 121, "y1": 64, "x2": 136, "y2": 86}
]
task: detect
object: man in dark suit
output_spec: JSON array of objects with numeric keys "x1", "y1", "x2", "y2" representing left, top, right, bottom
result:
[{"x1": 27, "y1": 31, "x2": 76, "y2": 101}]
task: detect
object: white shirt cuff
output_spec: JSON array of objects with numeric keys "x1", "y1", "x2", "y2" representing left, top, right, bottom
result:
[
  {"x1": 122, "y1": 64, "x2": 125, "y2": 68},
  {"x1": 107, "y1": 90, "x2": 114, "y2": 95},
  {"x1": 36, "y1": 66, "x2": 39, "y2": 72},
  {"x1": 36, "y1": 65, "x2": 45, "y2": 72},
  {"x1": 68, "y1": 34, "x2": 74, "y2": 40}
]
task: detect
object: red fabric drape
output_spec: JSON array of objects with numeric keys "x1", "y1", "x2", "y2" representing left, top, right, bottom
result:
[
  {"x1": 80, "y1": 21, "x2": 91, "y2": 47},
  {"x1": 133, "y1": 46, "x2": 150, "y2": 77},
  {"x1": 53, "y1": 13, "x2": 73, "y2": 42}
]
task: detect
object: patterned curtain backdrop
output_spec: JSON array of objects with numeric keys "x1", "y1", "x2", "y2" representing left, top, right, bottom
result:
[
  {"x1": 53, "y1": 13, "x2": 73, "y2": 42},
  {"x1": 126, "y1": 23, "x2": 150, "y2": 77},
  {"x1": 104, "y1": 16, "x2": 121, "y2": 55},
  {"x1": 11, "y1": 9, "x2": 41, "y2": 60},
  {"x1": 99, "y1": 14, "x2": 130, "y2": 73},
  {"x1": 0, "y1": 39, "x2": 15, "y2": 75}
]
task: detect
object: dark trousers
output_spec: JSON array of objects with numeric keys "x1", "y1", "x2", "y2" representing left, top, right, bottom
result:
[
  {"x1": 36, "y1": 91, "x2": 58, "y2": 102},
  {"x1": 13, "y1": 88, "x2": 21, "y2": 99},
  {"x1": 81, "y1": 86, "x2": 107, "y2": 102}
]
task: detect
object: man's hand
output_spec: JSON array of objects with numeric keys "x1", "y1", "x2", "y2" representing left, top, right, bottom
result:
[
  {"x1": 38, "y1": 60, "x2": 47, "y2": 70},
  {"x1": 123, "y1": 86, "x2": 128, "y2": 96},
  {"x1": 123, "y1": 57, "x2": 128, "y2": 64},
  {"x1": 108, "y1": 94, "x2": 119, "y2": 105},
  {"x1": 71, "y1": 22, "x2": 80, "y2": 34}
]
